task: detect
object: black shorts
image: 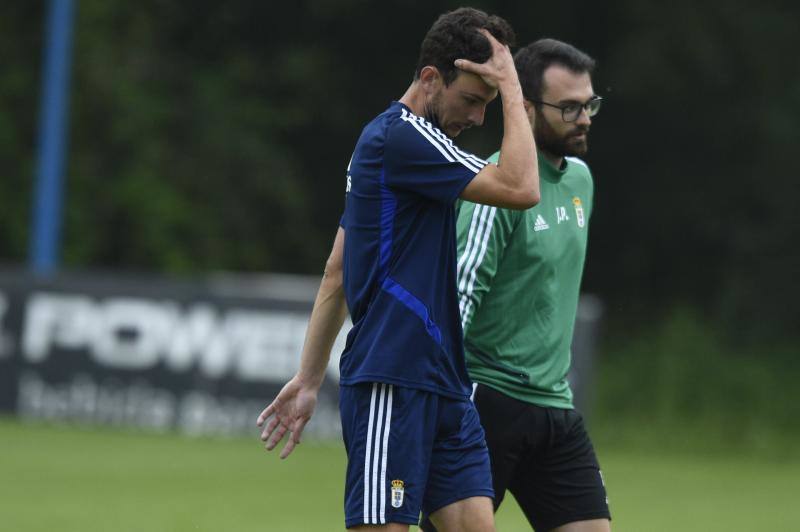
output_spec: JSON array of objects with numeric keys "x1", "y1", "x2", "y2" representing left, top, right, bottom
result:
[{"x1": 420, "y1": 383, "x2": 610, "y2": 531}]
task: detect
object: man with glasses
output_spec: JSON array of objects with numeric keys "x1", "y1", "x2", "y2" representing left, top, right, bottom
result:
[{"x1": 421, "y1": 38, "x2": 610, "y2": 532}]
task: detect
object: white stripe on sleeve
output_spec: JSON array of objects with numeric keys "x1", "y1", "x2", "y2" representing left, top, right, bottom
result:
[
  {"x1": 399, "y1": 109, "x2": 483, "y2": 173},
  {"x1": 457, "y1": 204, "x2": 485, "y2": 281},
  {"x1": 459, "y1": 206, "x2": 496, "y2": 326}
]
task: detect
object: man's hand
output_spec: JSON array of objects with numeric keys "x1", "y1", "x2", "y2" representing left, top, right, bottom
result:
[
  {"x1": 256, "y1": 375, "x2": 318, "y2": 459},
  {"x1": 454, "y1": 28, "x2": 520, "y2": 92}
]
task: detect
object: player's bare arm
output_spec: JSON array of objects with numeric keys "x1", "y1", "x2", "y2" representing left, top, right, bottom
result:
[
  {"x1": 256, "y1": 226, "x2": 348, "y2": 459},
  {"x1": 459, "y1": 29, "x2": 540, "y2": 210}
]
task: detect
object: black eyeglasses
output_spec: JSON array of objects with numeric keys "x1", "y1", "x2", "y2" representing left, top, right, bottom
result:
[{"x1": 531, "y1": 96, "x2": 602, "y2": 122}]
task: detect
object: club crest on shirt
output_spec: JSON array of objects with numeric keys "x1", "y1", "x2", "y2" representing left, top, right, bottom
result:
[
  {"x1": 573, "y1": 197, "x2": 585, "y2": 228},
  {"x1": 391, "y1": 479, "x2": 405, "y2": 508}
]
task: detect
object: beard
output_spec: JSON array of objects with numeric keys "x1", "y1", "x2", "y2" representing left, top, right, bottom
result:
[
  {"x1": 534, "y1": 110, "x2": 589, "y2": 159},
  {"x1": 423, "y1": 92, "x2": 444, "y2": 131},
  {"x1": 422, "y1": 90, "x2": 468, "y2": 138}
]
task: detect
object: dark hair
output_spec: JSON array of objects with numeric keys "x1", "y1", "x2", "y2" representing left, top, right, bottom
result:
[
  {"x1": 414, "y1": 7, "x2": 516, "y2": 86},
  {"x1": 514, "y1": 38, "x2": 596, "y2": 102}
]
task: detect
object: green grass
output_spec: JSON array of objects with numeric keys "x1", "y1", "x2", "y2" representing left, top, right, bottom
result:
[{"x1": 1, "y1": 418, "x2": 798, "y2": 531}]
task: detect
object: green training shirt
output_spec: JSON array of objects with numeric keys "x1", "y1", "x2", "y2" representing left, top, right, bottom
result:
[{"x1": 456, "y1": 152, "x2": 593, "y2": 408}]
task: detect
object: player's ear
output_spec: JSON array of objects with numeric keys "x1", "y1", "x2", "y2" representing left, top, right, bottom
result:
[
  {"x1": 523, "y1": 99, "x2": 534, "y2": 113},
  {"x1": 523, "y1": 99, "x2": 536, "y2": 123},
  {"x1": 419, "y1": 66, "x2": 443, "y2": 95}
]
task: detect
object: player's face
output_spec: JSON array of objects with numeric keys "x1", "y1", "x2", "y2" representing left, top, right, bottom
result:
[
  {"x1": 429, "y1": 71, "x2": 498, "y2": 138},
  {"x1": 533, "y1": 65, "x2": 595, "y2": 158}
]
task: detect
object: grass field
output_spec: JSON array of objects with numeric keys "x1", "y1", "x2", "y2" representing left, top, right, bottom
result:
[{"x1": 1, "y1": 417, "x2": 798, "y2": 531}]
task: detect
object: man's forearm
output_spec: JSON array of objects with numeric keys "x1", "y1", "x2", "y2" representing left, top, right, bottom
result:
[
  {"x1": 497, "y1": 82, "x2": 538, "y2": 196},
  {"x1": 296, "y1": 227, "x2": 348, "y2": 390},
  {"x1": 297, "y1": 272, "x2": 347, "y2": 389}
]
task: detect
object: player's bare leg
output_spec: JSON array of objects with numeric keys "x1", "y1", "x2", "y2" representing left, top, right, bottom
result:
[
  {"x1": 551, "y1": 518, "x2": 611, "y2": 532},
  {"x1": 428, "y1": 496, "x2": 495, "y2": 532}
]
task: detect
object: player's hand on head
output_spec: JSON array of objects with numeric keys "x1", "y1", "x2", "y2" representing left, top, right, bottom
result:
[
  {"x1": 454, "y1": 28, "x2": 518, "y2": 90},
  {"x1": 256, "y1": 375, "x2": 318, "y2": 459}
]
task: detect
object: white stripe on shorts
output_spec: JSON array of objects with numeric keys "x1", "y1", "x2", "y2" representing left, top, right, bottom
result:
[
  {"x1": 362, "y1": 384, "x2": 393, "y2": 524},
  {"x1": 379, "y1": 385, "x2": 393, "y2": 523},
  {"x1": 371, "y1": 385, "x2": 386, "y2": 522},
  {"x1": 363, "y1": 384, "x2": 377, "y2": 523}
]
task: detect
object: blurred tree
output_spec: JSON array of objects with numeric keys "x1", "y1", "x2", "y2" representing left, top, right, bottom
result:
[
  {"x1": 0, "y1": 3, "x2": 44, "y2": 265},
  {"x1": 1, "y1": 0, "x2": 797, "y2": 342},
  {"x1": 582, "y1": 0, "x2": 800, "y2": 340},
  {"x1": 64, "y1": 0, "x2": 322, "y2": 273}
]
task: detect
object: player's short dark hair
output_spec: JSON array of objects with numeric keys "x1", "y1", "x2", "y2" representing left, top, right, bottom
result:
[
  {"x1": 414, "y1": 7, "x2": 516, "y2": 86},
  {"x1": 514, "y1": 38, "x2": 596, "y2": 102}
]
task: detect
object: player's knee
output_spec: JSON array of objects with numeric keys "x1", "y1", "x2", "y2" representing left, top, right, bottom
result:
[
  {"x1": 429, "y1": 497, "x2": 495, "y2": 532},
  {"x1": 430, "y1": 518, "x2": 494, "y2": 532},
  {"x1": 550, "y1": 518, "x2": 611, "y2": 532}
]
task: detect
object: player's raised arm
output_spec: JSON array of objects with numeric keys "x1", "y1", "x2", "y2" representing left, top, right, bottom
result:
[
  {"x1": 256, "y1": 226, "x2": 348, "y2": 459},
  {"x1": 459, "y1": 30, "x2": 540, "y2": 210}
]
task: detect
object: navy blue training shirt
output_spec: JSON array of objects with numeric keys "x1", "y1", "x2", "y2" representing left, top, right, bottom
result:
[{"x1": 339, "y1": 101, "x2": 489, "y2": 398}]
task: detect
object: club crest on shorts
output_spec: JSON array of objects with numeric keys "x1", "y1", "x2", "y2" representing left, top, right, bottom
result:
[
  {"x1": 391, "y1": 479, "x2": 405, "y2": 508},
  {"x1": 573, "y1": 197, "x2": 585, "y2": 228}
]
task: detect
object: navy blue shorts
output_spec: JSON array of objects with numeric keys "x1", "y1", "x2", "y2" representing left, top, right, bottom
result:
[
  {"x1": 420, "y1": 383, "x2": 610, "y2": 532},
  {"x1": 340, "y1": 382, "x2": 493, "y2": 528}
]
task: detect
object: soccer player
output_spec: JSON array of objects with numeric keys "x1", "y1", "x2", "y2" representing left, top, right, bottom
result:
[
  {"x1": 421, "y1": 39, "x2": 611, "y2": 532},
  {"x1": 257, "y1": 8, "x2": 540, "y2": 532}
]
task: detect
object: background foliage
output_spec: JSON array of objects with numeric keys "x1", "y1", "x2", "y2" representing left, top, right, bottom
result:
[{"x1": 2, "y1": 1, "x2": 798, "y2": 393}]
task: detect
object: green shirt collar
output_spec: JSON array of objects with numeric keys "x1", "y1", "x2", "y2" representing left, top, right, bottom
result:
[{"x1": 540, "y1": 154, "x2": 568, "y2": 183}]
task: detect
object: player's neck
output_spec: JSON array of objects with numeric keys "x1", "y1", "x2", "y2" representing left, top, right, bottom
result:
[
  {"x1": 540, "y1": 148, "x2": 564, "y2": 170},
  {"x1": 399, "y1": 81, "x2": 426, "y2": 117}
]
